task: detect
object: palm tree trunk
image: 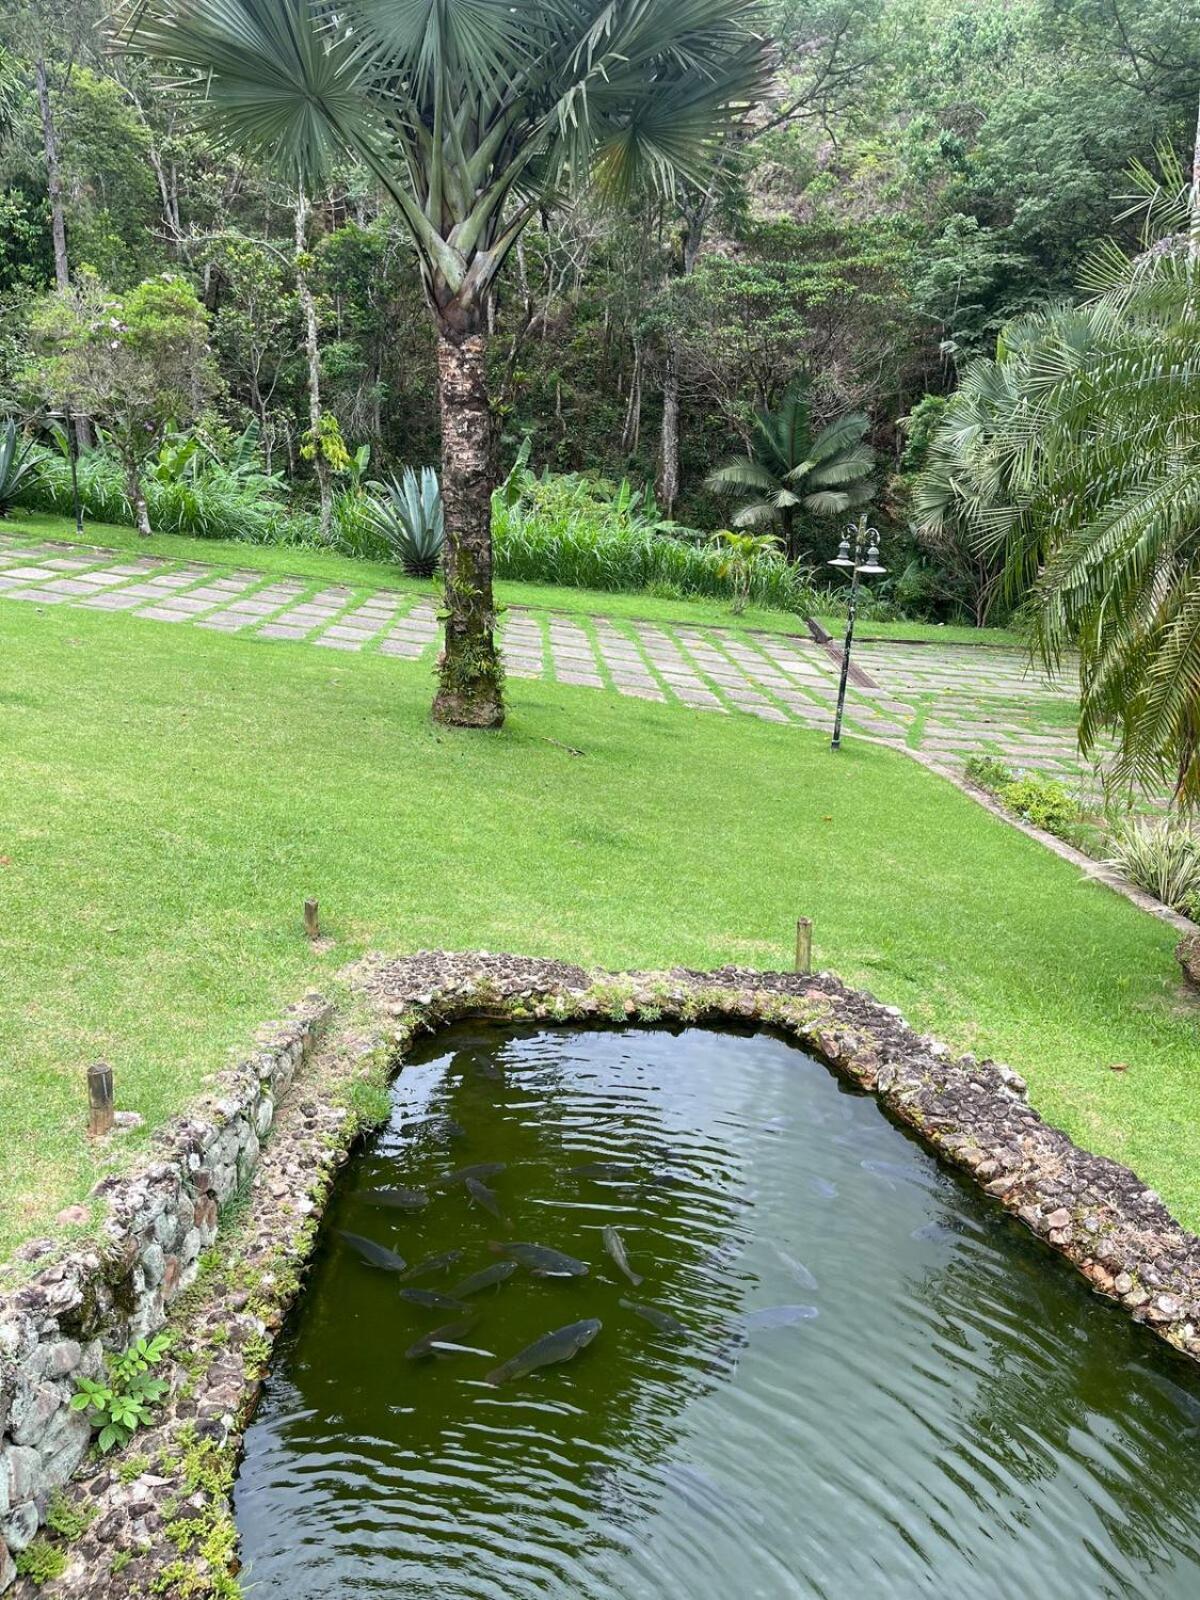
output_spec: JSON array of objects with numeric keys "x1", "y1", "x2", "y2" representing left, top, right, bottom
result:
[
  {"x1": 295, "y1": 190, "x2": 333, "y2": 543},
  {"x1": 781, "y1": 506, "x2": 798, "y2": 564},
  {"x1": 433, "y1": 328, "x2": 504, "y2": 728},
  {"x1": 34, "y1": 59, "x2": 69, "y2": 292}
]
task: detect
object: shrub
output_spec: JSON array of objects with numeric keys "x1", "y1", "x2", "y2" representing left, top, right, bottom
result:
[
  {"x1": 0, "y1": 419, "x2": 38, "y2": 516},
  {"x1": 996, "y1": 774, "x2": 1081, "y2": 836},
  {"x1": 1106, "y1": 818, "x2": 1200, "y2": 916},
  {"x1": 71, "y1": 1334, "x2": 171, "y2": 1452},
  {"x1": 365, "y1": 467, "x2": 445, "y2": 576},
  {"x1": 964, "y1": 753, "x2": 1015, "y2": 793},
  {"x1": 493, "y1": 468, "x2": 816, "y2": 612}
]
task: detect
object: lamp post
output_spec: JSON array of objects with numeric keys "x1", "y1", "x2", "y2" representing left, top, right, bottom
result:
[{"x1": 828, "y1": 519, "x2": 885, "y2": 752}]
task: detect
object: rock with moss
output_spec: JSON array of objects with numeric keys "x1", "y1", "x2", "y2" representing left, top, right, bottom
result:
[{"x1": 1177, "y1": 932, "x2": 1200, "y2": 988}]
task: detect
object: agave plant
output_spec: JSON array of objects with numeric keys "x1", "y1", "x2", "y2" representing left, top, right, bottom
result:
[
  {"x1": 0, "y1": 419, "x2": 36, "y2": 516},
  {"x1": 368, "y1": 469, "x2": 445, "y2": 578}
]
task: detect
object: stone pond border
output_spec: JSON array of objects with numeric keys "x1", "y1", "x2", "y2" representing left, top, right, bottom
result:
[{"x1": 5, "y1": 951, "x2": 1200, "y2": 1595}]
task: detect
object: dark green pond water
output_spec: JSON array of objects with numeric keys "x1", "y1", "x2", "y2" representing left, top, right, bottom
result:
[{"x1": 235, "y1": 1026, "x2": 1200, "y2": 1598}]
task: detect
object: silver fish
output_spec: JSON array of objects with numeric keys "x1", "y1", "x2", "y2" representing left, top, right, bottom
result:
[
  {"x1": 772, "y1": 1246, "x2": 817, "y2": 1291},
  {"x1": 603, "y1": 1225, "x2": 643, "y2": 1287},
  {"x1": 402, "y1": 1248, "x2": 465, "y2": 1282},
  {"x1": 362, "y1": 1186, "x2": 430, "y2": 1210},
  {"x1": 405, "y1": 1314, "x2": 479, "y2": 1360},
  {"x1": 399, "y1": 1287, "x2": 469, "y2": 1313},
  {"x1": 744, "y1": 1304, "x2": 819, "y2": 1330},
  {"x1": 620, "y1": 1297, "x2": 685, "y2": 1337},
  {"x1": 484, "y1": 1319, "x2": 602, "y2": 1386},
  {"x1": 451, "y1": 1260, "x2": 519, "y2": 1296},
  {"x1": 437, "y1": 1162, "x2": 506, "y2": 1189},
  {"x1": 428, "y1": 1341, "x2": 495, "y2": 1358},
  {"x1": 339, "y1": 1232, "x2": 407, "y2": 1273},
  {"x1": 491, "y1": 1241, "x2": 589, "y2": 1277},
  {"x1": 465, "y1": 1176, "x2": 503, "y2": 1218}
]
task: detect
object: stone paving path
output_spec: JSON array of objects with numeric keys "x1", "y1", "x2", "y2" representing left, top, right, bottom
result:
[{"x1": 0, "y1": 532, "x2": 1107, "y2": 789}]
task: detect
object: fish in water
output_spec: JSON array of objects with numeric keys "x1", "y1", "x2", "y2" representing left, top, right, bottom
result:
[
  {"x1": 427, "y1": 1340, "x2": 495, "y2": 1358},
  {"x1": 603, "y1": 1225, "x2": 643, "y2": 1287},
  {"x1": 491, "y1": 1241, "x2": 589, "y2": 1278},
  {"x1": 361, "y1": 1186, "x2": 430, "y2": 1210},
  {"x1": 861, "y1": 1158, "x2": 936, "y2": 1192},
  {"x1": 465, "y1": 1176, "x2": 503, "y2": 1218},
  {"x1": 339, "y1": 1232, "x2": 407, "y2": 1273},
  {"x1": 437, "y1": 1162, "x2": 507, "y2": 1189},
  {"x1": 619, "y1": 1297, "x2": 686, "y2": 1337},
  {"x1": 744, "y1": 1304, "x2": 819, "y2": 1331},
  {"x1": 405, "y1": 1314, "x2": 479, "y2": 1360},
  {"x1": 398, "y1": 1287, "x2": 469, "y2": 1313},
  {"x1": 450, "y1": 1260, "x2": 519, "y2": 1297},
  {"x1": 401, "y1": 1248, "x2": 465, "y2": 1282},
  {"x1": 571, "y1": 1161, "x2": 641, "y2": 1180},
  {"x1": 809, "y1": 1177, "x2": 838, "y2": 1200},
  {"x1": 771, "y1": 1245, "x2": 817, "y2": 1291},
  {"x1": 910, "y1": 1221, "x2": 959, "y2": 1245},
  {"x1": 484, "y1": 1319, "x2": 602, "y2": 1386}
]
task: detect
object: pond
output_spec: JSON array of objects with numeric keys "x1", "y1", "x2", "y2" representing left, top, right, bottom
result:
[{"x1": 235, "y1": 1025, "x2": 1200, "y2": 1598}]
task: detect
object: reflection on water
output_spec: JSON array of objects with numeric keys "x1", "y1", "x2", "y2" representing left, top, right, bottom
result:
[{"x1": 235, "y1": 1027, "x2": 1200, "y2": 1599}]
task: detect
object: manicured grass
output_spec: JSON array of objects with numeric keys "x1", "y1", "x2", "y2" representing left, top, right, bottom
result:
[
  {"x1": 1, "y1": 596, "x2": 1196, "y2": 1254},
  {"x1": 4, "y1": 511, "x2": 811, "y2": 639},
  {"x1": 817, "y1": 614, "x2": 1027, "y2": 647}
]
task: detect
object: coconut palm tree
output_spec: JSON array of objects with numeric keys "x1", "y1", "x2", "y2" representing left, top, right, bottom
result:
[
  {"x1": 704, "y1": 384, "x2": 874, "y2": 562},
  {"x1": 122, "y1": 0, "x2": 767, "y2": 728}
]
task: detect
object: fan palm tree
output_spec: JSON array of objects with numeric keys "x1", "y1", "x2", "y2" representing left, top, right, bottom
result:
[
  {"x1": 122, "y1": 0, "x2": 767, "y2": 728},
  {"x1": 914, "y1": 149, "x2": 1200, "y2": 804},
  {"x1": 705, "y1": 385, "x2": 874, "y2": 562}
]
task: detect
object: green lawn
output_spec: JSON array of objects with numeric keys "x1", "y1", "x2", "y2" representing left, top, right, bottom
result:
[
  {"x1": 816, "y1": 614, "x2": 1027, "y2": 647},
  {"x1": 1, "y1": 593, "x2": 1196, "y2": 1253}
]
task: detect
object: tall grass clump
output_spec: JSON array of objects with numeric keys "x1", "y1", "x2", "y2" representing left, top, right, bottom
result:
[
  {"x1": 1106, "y1": 818, "x2": 1200, "y2": 917},
  {"x1": 493, "y1": 469, "x2": 816, "y2": 612}
]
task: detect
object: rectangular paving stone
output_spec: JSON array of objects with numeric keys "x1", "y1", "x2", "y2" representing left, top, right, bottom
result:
[
  {"x1": 81, "y1": 592, "x2": 145, "y2": 610},
  {"x1": 4, "y1": 566, "x2": 56, "y2": 580},
  {"x1": 7, "y1": 588, "x2": 68, "y2": 602},
  {"x1": 322, "y1": 624, "x2": 379, "y2": 641},
  {"x1": 136, "y1": 605, "x2": 196, "y2": 622},
  {"x1": 314, "y1": 636, "x2": 363, "y2": 651},
  {"x1": 258, "y1": 624, "x2": 312, "y2": 640},
  {"x1": 379, "y1": 639, "x2": 425, "y2": 657}
]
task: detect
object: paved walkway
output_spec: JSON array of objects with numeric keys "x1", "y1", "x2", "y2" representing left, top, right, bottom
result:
[{"x1": 0, "y1": 532, "x2": 1101, "y2": 787}]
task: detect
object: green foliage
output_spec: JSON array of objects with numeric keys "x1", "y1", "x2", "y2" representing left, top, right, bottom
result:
[
  {"x1": 300, "y1": 413, "x2": 350, "y2": 473},
  {"x1": 964, "y1": 753, "x2": 1015, "y2": 793},
  {"x1": 709, "y1": 529, "x2": 784, "y2": 614},
  {"x1": 1106, "y1": 820, "x2": 1200, "y2": 918},
  {"x1": 71, "y1": 1334, "x2": 171, "y2": 1453},
  {"x1": 705, "y1": 382, "x2": 874, "y2": 562},
  {"x1": 995, "y1": 774, "x2": 1082, "y2": 838},
  {"x1": 0, "y1": 418, "x2": 37, "y2": 516},
  {"x1": 494, "y1": 469, "x2": 817, "y2": 612},
  {"x1": 14, "y1": 1538, "x2": 67, "y2": 1584},
  {"x1": 366, "y1": 467, "x2": 445, "y2": 577},
  {"x1": 45, "y1": 1491, "x2": 95, "y2": 1541}
]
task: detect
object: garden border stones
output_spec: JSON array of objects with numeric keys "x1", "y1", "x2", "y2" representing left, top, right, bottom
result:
[
  {"x1": 0, "y1": 997, "x2": 331, "y2": 1591},
  {"x1": 7, "y1": 951, "x2": 1200, "y2": 1597}
]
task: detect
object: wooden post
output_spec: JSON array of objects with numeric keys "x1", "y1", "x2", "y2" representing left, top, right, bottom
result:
[
  {"x1": 304, "y1": 898, "x2": 320, "y2": 940},
  {"x1": 88, "y1": 1060, "x2": 114, "y2": 1137},
  {"x1": 795, "y1": 917, "x2": 813, "y2": 976}
]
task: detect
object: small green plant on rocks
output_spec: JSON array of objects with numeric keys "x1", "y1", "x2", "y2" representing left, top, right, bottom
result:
[
  {"x1": 46, "y1": 1490, "x2": 95, "y2": 1541},
  {"x1": 14, "y1": 1537, "x2": 68, "y2": 1584},
  {"x1": 72, "y1": 1333, "x2": 172, "y2": 1451}
]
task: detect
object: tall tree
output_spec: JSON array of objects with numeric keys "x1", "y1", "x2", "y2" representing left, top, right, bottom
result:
[{"x1": 124, "y1": 0, "x2": 767, "y2": 727}]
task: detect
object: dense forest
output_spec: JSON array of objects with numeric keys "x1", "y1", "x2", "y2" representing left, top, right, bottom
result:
[{"x1": 2, "y1": 0, "x2": 1198, "y2": 596}]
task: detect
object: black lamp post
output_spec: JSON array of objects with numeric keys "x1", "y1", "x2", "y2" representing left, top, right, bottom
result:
[
  {"x1": 828, "y1": 519, "x2": 885, "y2": 752},
  {"x1": 50, "y1": 407, "x2": 84, "y2": 535}
]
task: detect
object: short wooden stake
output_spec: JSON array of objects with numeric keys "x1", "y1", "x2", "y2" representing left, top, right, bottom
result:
[
  {"x1": 795, "y1": 917, "x2": 813, "y2": 976},
  {"x1": 304, "y1": 898, "x2": 320, "y2": 940},
  {"x1": 88, "y1": 1060, "x2": 114, "y2": 1137}
]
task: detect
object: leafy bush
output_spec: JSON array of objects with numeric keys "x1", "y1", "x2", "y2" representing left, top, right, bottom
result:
[
  {"x1": 71, "y1": 1334, "x2": 171, "y2": 1452},
  {"x1": 365, "y1": 467, "x2": 445, "y2": 576},
  {"x1": 19, "y1": 442, "x2": 313, "y2": 544},
  {"x1": 0, "y1": 419, "x2": 38, "y2": 516},
  {"x1": 1106, "y1": 818, "x2": 1200, "y2": 916},
  {"x1": 996, "y1": 774, "x2": 1081, "y2": 836},
  {"x1": 493, "y1": 467, "x2": 817, "y2": 612},
  {"x1": 964, "y1": 753, "x2": 1015, "y2": 792}
]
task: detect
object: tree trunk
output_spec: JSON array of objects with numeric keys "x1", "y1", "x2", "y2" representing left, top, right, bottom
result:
[
  {"x1": 433, "y1": 328, "x2": 504, "y2": 729},
  {"x1": 295, "y1": 190, "x2": 333, "y2": 542},
  {"x1": 34, "y1": 59, "x2": 69, "y2": 292},
  {"x1": 125, "y1": 461, "x2": 151, "y2": 537},
  {"x1": 781, "y1": 506, "x2": 798, "y2": 564},
  {"x1": 36, "y1": 56, "x2": 92, "y2": 451},
  {"x1": 656, "y1": 341, "x2": 680, "y2": 516}
]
